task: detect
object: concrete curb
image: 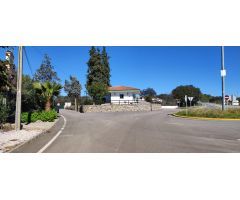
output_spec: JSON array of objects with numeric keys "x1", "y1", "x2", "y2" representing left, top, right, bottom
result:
[
  {"x1": 8, "y1": 116, "x2": 61, "y2": 153},
  {"x1": 172, "y1": 114, "x2": 240, "y2": 121}
]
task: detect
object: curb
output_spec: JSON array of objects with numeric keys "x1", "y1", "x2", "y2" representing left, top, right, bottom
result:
[
  {"x1": 8, "y1": 116, "x2": 62, "y2": 153},
  {"x1": 171, "y1": 114, "x2": 240, "y2": 121}
]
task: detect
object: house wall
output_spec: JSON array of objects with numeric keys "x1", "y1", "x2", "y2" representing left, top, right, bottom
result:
[{"x1": 110, "y1": 91, "x2": 139, "y2": 104}]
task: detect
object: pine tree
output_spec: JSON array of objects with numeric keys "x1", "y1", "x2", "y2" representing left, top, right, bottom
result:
[
  {"x1": 86, "y1": 47, "x2": 108, "y2": 104},
  {"x1": 101, "y1": 47, "x2": 111, "y2": 86},
  {"x1": 34, "y1": 54, "x2": 60, "y2": 83}
]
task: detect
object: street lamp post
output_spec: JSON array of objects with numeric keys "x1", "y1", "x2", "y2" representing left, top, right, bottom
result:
[{"x1": 221, "y1": 46, "x2": 226, "y2": 111}]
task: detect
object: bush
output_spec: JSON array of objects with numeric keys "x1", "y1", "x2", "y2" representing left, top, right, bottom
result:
[
  {"x1": 0, "y1": 102, "x2": 9, "y2": 128},
  {"x1": 21, "y1": 110, "x2": 58, "y2": 123},
  {"x1": 145, "y1": 95, "x2": 153, "y2": 103}
]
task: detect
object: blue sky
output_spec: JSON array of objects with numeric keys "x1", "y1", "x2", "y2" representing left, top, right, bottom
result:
[{"x1": 1, "y1": 46, "x2": 240, "y2": 96}]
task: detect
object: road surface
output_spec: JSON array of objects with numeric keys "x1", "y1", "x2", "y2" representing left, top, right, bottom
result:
[{"x1": 14, "y1": 109, "x2": 240, "y2": 153}]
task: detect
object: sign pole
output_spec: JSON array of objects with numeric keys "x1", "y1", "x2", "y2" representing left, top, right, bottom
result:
[{"x1": 185, "y1": 95, "x2": 188, "y2": 115}]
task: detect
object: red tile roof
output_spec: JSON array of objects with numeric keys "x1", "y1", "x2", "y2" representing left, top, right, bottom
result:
[{"x1": 109, "y1": 86, "x2": 140, "y2": 91}]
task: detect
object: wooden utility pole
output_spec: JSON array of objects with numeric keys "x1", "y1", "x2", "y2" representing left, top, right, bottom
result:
[{"x1": 15, "y1": 46, "x2": 23, "y2": 131}]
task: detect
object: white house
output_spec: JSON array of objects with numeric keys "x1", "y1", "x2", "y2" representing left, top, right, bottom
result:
[{"x1": 107, "y1": 86, "x2": 141, "y2": 104}]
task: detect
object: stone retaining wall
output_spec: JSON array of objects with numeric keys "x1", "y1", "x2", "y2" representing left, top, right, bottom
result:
[{"x1": 81, "y1": 102, "x2": 162, "y2": 113}]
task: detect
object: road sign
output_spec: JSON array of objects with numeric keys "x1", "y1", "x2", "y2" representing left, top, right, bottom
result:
[
  {"x1": 188, "y1": 96, "x2": 194, "y2": 107},
  {"x1": 225, "y1": 95, "x2": 229, "y2": 101},
  {"x1": 185, "y1": 95, "x2": 188, "y2": 102}
]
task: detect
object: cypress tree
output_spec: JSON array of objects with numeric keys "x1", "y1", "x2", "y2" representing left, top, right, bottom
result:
[
  {"x1": 86, "y1": 47, "x2": 108, "y2": 104},
  {"x1": 101, "y1": 47, "x2": 111, "y2": 86}
]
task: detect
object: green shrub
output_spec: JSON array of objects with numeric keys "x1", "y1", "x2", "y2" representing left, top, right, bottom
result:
[
  {"x1": 0, "y1": 102, "x2": 9, "y2": 128},
  {"x1": 21, "y1": 110, "x2": 58, "y2": 123}
]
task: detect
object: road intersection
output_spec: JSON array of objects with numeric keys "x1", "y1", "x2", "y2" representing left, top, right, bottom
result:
[{"x1": 13, "y1": 109, "x2": 240, "y2": 153}]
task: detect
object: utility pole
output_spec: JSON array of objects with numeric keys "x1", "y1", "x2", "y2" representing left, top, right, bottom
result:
[
  {"x1": 221, "y1": 46, "x2": 226, "y2": 111},
  {"x1": 15, "y1": 46, "x2": 23, "y2": 131}
]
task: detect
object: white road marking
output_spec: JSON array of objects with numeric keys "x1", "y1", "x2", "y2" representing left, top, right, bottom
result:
[{"x1": 37, "y1": 115, "x2": 67, "y2": 153}]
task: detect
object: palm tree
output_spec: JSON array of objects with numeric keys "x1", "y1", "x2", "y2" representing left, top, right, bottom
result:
[{"x1": 33, "y1": 81, "x2": 62, "y2": 111}]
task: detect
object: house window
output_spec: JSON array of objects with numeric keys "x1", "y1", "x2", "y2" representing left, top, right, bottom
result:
[{"x1": 120, "y1": 94, "x2": 124, "y2": 99}]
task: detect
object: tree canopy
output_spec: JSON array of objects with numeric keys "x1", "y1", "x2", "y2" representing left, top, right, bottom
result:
[
  {"x1": 101, "y1": 47, "x2": 111, "y2": 86},
  {"x1": 0, "y1": 60, "x2": 9, "y2": 91},
  {"x1": 171, "y1": 85, "x2": 202, "y2": 105},
  {"x1": 34, "y1": 54, "x2": 60, "y2": 83},
  {"x1": 64, "y1": 76, "x2": 82, "y2": 111},
  {"x1": 22, "y1": 75, "x2": 38, "y2": 112},
  {"x1": 64, "y1": 76, "x2": 82, "y2": 98},
  {"x1": 141, "y1": 88, "x2": 157, "y2": 97}
]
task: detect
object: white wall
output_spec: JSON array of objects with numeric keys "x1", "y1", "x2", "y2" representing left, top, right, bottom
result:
[
  {"x1": 161, "y1": 106, "x2": 178, "y2": 109},
  {"x1": 110, "y1": 92, "x2": 138, "y2": 104}
]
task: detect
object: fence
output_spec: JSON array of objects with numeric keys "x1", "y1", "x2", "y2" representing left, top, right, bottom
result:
[{"x1": 111, "y1": 99, "x2": 139, "y2": 105}]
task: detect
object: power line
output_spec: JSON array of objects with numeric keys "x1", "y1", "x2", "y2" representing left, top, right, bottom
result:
[
  {"x1": 23, "y1": 47, "x2": 34, "y2": 76},
  {"x1": 31, "y1": 46, "x2": 45, "y2": 57}
]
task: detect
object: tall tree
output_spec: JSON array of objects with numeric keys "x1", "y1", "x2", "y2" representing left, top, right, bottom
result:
[
  {"x1": 101, "y1": 47, "x2": 111, "y2": 86},
  {"x1": 86, "y1": 47, "x2": 108, "y2": 104},
  {"x1": 34, "y1": 54, "x2": 60, "y2": 83},
  {"x1": 64, "y1": 76, "x2": 82, "y2": 111}
]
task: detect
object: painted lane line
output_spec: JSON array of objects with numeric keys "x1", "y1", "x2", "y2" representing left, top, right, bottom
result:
[{"x1": 37, "y1": 115, "x2": 67, "y2": 153}]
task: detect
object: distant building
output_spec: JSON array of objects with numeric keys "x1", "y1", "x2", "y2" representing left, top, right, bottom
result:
[
  {"x1": 107, "y1": 86, "x2": 141, "y2": 104},
  {"x1": 5, "y1": 50, "x2": 14, "y2": 66},
  {"x1": 230, "y1": 95, "x2": 239, "y2": 106},
  {"x1": 5, "y1": 50, "x2": 16, "y2": 89}
]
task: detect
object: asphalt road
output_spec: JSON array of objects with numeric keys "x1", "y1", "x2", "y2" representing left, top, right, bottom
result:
[{"x1": 15, "y1": 109, "x2": 240, "y2": 153}]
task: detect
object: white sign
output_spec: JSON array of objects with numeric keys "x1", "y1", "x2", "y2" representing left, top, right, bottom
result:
[
  {"x1": 188, "y1": 97, "x2": 194, "y2": 102},
  {"x1": 185, "y1": 95, "x2": 188, "y2": 102},
  {"x1": 221, "y1": 69, "x2": 226, "y2": 77}
]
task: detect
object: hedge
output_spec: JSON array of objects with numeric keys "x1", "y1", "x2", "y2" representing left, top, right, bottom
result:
[{"x1": 21, "y1": 110, "x2": 58, "y2": 123}]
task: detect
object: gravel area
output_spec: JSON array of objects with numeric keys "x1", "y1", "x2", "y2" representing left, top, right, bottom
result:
[{"x1": 0, "y1": 119, "x2": 58, "y2": 153}]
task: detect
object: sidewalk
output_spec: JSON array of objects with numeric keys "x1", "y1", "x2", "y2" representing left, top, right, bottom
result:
[{"x1": 0, "y1": 119, "x2": 58, "y2": 153}]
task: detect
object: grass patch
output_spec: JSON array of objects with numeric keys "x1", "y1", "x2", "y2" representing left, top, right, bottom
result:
[{"x1": 176, "y1": 108, "x2": 240, "y2": 119}]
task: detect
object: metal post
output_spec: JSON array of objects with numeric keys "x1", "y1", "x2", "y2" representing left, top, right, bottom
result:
[
  {"x1": 15, "y1": 46, "x2": 23, "y2": 131},
  {"x1": 185, "y1": 95, "x2": 188, "y2": 115},
  {"x1": 221, "y1": 46, "x2": 225, "y2": 111}
]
